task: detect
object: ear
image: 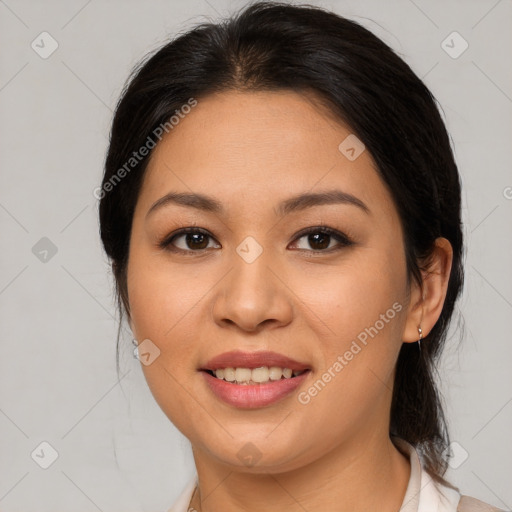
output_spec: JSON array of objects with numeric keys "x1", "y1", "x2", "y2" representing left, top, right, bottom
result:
[{"x1": 402, "y1": 237, "x2": 453, "y2": 343}]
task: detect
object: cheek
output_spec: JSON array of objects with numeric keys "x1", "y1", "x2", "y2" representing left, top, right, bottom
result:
[
  {"x1": 126, "y1": 244, "x2": 222, "y2": 409},
  {"x1": 300, "y1": 245, "x2": 407, "y2": 344},
  {"x1": 295, "y1": 246, "x2": 408, "y2": 403},
  {"x1": 126, "y1": 248, "x2": 211, "y2": 433},
  {"x1": 291, "y1": 259, "x2": 407, "y2": 443},
  {"x1": 127, "y1": 245, "x2": 204, "y2": 340}
]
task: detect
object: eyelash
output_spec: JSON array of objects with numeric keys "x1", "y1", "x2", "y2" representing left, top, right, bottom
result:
[{"x1": 158, "y1": 225, "x2": 354, "y2": 255}]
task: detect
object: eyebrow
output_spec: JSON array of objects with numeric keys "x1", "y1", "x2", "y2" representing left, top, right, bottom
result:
[{"x1": 146, "y1": 189, "x2": 370, "y2": 218}]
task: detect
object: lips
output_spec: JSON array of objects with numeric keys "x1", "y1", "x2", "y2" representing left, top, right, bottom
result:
[
  {"x1": 200, "y1": 350, "x2": 311, "y2": 372},
  {"x1": 199, "y1": 350, "x2": 312, "y2": 408}
]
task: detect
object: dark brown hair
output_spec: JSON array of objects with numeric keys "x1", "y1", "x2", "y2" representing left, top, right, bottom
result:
[{"x1": 99, "y1": 0, "x2": 464, "y2": 487}]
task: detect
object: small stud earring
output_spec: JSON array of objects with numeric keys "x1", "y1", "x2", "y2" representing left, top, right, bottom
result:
[{"x1": 132, "y1": 338, "x2": 139, "y2": 359}]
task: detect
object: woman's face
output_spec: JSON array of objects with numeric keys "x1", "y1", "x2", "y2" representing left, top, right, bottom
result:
[{"x1": 127, "y1": 90, "x2": 420, "y2": 472}]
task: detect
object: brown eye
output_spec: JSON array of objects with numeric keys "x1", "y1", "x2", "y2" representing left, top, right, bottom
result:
[
  {"x1": 290, "y1": 227, "x2": 353, "y2": 252},
  {"x1": 160, "y1": 228, "x2": 220, "y2": 252},
  {"x1": 305, "y1": 232, "x2": 331, "y2": 250}
]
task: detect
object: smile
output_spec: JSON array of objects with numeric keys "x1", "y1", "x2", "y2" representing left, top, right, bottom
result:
[{"x1": 204, "y1": 366, "x2": 307, "y2": 384}]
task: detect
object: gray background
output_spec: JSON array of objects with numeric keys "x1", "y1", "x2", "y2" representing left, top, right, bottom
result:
[{"x1": 0, "y1": 0, "x2": 511, "y2": 510}]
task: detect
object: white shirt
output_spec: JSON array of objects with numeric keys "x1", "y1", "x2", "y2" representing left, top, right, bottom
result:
[{"x1": 165, "y1": 437, "x2": 503, "y2": 511}]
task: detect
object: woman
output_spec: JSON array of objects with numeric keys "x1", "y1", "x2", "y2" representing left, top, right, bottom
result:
[{"x1": 98, "y1": 2, "x2": 504, "y2": 511}]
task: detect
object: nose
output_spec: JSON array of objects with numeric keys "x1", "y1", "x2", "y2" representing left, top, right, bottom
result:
[{"x1": 211, "y1": 243, "x2": 294, "y2": 333}]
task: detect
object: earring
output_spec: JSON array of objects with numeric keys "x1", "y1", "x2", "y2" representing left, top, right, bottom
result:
[{"x1": 417, "y1": 327, "x2": 423, "y2": 353}]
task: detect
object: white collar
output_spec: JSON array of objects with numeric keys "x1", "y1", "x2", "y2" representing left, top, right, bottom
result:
[
  {"x1": 166, "y1": 438, "x2": 461, "y2": 512},
  {"x1": 392, "y1": 437, "x2": 461, "y2": 512}
]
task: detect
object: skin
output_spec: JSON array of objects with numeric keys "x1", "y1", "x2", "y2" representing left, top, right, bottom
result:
[{"x1": 126, "y1": 89, "x2": 453, "y2": 512}]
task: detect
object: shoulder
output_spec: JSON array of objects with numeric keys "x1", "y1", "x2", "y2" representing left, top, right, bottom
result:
[{"x1": 457, "y1": 495, "x2": 508, "y2": 512}]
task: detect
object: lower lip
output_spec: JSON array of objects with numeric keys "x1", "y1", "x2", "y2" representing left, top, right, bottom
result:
[{"x1": 201, "y1": 370, "x2": 310, "y2": 408}]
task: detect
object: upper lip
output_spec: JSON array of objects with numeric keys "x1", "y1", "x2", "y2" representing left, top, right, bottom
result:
[{"x1": 201, "y1": 350, "x2": 311, "y2": 371}]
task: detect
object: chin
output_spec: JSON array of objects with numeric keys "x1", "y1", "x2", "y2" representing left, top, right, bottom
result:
[{"x1": 192, "y1": 428, "x2": 312, "y2": 474}]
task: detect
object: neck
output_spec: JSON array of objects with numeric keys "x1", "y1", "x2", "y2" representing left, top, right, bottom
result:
[{"x1": 189, "y1": 430, "x2": 411, "y2": 512}]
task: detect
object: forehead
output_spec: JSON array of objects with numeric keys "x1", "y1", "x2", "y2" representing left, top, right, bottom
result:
[{"x1": 139, "y1": 89, "x2": 396, "y2": 221}]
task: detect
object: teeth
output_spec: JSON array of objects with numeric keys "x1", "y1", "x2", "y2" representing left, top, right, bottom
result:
[
  {"x1": 212, "y1": 366, "x2": 304, "y2": 384},
  {"x1": 235, "y1": 368, "x2": 252, "y2": 382},
  {"x1": 252, "y1": 366, "x2": 269, "y2": 383},
  {"x1": 269, "y1": 366, "x2": 283, "y2": 380},
  {"x1": 223, "y1": 368, "x2": 235, "y2": 382}
]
